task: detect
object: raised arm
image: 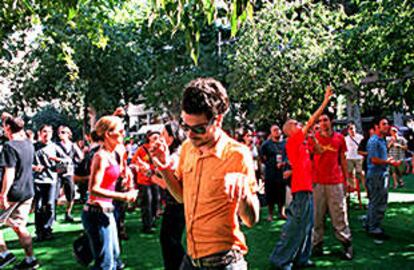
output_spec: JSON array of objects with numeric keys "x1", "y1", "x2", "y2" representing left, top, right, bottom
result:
[
  {"x1": 303, "y1": 85, "x2": 333, "y2": 135},
  {"x1": 150, "y1": 140, "x2": 184, "y2": 203}
]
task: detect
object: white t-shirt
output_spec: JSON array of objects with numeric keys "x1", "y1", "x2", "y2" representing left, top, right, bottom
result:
[{"x1": 345, "y1": 133, "x2": 364, "y2": 160}]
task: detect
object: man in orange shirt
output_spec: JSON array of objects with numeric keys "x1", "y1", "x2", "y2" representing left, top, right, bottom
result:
[{"x1": 151, "y1": 78, "x2": 260, "y2": 269}]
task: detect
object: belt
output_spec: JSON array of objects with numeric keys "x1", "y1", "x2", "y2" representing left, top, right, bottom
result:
[
  {"x1": 83, "y1": 204, "x2": 114, "y2": 213},
  {"x1": 190, "y1": 250, "x2": 243, "y2": 268}
]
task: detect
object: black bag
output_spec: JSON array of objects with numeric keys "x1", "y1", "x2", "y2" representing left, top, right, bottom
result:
[
  {"x1": 73, "y1": 233, "x2": 93, "y2": 266},
  {"x1": 55, "y1": 160, "x2": 70, "y2": 174}
]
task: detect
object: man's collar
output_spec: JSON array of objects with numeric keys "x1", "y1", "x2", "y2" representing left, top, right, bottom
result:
[{"x1": 189, "y1": 129, "x2": 228, "y2": 159}]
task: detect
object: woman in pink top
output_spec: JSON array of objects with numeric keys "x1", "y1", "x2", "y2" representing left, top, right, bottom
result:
[{"x1": 82, "y1": 116, "x2": 137, "y2": 270}]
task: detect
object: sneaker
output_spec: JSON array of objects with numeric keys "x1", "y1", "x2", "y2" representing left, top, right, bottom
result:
[
  {"x1": 44, "y1": 231, "x2": 54, "y2": 241},
  {"x1": 116, "y1": 262, "x2": 125, "y2": 270},
  {"x1": 343, "y1": 243, "x2": 353, "y2": 260},
  {"x1": 294, "y1": 260, "x2": 316, "y2": 268},
  {"x1": 34, "y1": 234, "x2": 44, "y2": 242},
  {"x1": 312, "y1": 244, "x2": 324, "y2": 257},
  {"x1": 373, "y1": 239, "x2": 384, "y2": 245},
  {"x1": 65, "y1": 214, "x2": 75, "y2": 223},
  {"x1": 0, "y1": 253, "x2": 16, "y2": 268},
  {"x1": 369, "y1": 232, "x2": 390, "y2": 241},
  {"x1": 13, "y1": 258, "x2": 39, "y2": 270},
  {"x1": 142, "y1": 228, "x2": 155, "y2": 234}
]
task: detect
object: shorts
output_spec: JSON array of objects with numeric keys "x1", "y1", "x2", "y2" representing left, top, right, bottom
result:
[
  {"x1": 4, "y1": 199, "x2": 33, "y2": 229},
  {"x1": 347, "y1": 159, "x2": 363, "y2": 174}
]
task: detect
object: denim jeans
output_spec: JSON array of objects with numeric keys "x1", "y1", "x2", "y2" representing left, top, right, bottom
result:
[
  {"x1": 34, "y1": 182, "x2": 56, "y2": 236},
  {"x1": 82, "y1": 209, "x2": 122, "y2": 270},
  {"x1": 269, "y1": 192, "x2": 313, "y2": 269},
  {"x1": 141, "y1": 184, "x2": 160, "y2": 230},
  {"x1": 179, "y1": 254, "x2": 247, "y2": 270},
  {"x1": 366, "y1": 172, "x2": 389, "y2": 233}
]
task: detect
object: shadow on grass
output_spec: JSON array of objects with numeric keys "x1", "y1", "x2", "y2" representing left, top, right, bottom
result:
[{"x1": 2, "y1": 198, "x2": 414, "y2": 269}]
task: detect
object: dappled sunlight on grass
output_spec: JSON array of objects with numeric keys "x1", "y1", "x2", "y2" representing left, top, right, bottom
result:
[{"x1": 1, "y1": 195, "x2": 414, "y2": 269}]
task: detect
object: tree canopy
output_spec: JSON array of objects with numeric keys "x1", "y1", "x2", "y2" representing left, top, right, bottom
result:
[
  {"x1": 1, "y1": 0, "x2": 413, "y2": 131},
  {"x1": 227, "y1": 0, "x2": 414, "y2": 128}
]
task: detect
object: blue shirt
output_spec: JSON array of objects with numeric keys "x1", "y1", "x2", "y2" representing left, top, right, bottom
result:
[{"x1": 367, "y1": 134, "x2": 388, "y2": 176}]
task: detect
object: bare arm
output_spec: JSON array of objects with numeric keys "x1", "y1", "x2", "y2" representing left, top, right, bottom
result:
[
  {"x1": 371, "y1": 157, "x2": 395, "y2": 166},
  {"x1": 158, "y1": 170, "x2": 184, "y2": 203},
  {"x1": 89, "y1": 153, "x2": 136, "y2": 202},
  {"x1": 0, "y1": 167, "x2": 15, "y2": 208},
  {"x1": 357, "y1": 150, "x2": 367, "y2": 157},
  {"x1": 303, "y1": 85, "x2": 333, "y2": 135},
  {"x1": 238, "y1": 192, "x2": 260, "y2": 227},
  {"x1": 1, "y1": 167, "x2": 15, "y2": 197},
  {"x1": 387, "y1": 139, "x2": 394, "y2": 149},
  {"x1": 340, "y1": 151, "x2": 349, "y2": 183}
]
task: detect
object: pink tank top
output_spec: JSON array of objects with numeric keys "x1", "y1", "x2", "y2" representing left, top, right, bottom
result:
[{"x1": 89, "y1": 164, "x2": 120, "y2": 205}]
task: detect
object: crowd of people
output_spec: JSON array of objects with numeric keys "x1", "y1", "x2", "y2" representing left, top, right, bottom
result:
[{"x1": 0, "y1": 78, "x2": 413, "y2": 270}]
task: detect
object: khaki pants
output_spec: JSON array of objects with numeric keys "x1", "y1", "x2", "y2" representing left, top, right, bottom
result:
[{"x1": 313, "y1": 183, "x2": 352, "y2": 246}]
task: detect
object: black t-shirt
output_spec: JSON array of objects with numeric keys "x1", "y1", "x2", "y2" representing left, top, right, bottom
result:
[
  {"x1": 260, "y1": 139, "x2": 286, "y2": 180},
  {"x1": 0, "y1": 140, "x2": 35, "y2": 202},
  {"x1": 358, "y1": 137, "x2": 369, "y2": 172}
]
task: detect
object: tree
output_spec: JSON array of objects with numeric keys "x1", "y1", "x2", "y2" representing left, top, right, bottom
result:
[
  {"x1": 228, "y1": 0, "x2": 345, "y2": 128},
  {"x1": 27, "y1": 105, "x2": 82, "y2": 140},
  {"x1": 227, "y1": 0, "x2": 414, "y2": 129},
  {"x1": 1, "y1": 0, "x2": 229, "y2": 129},
  {"x1": 331, "y1": 0, "x2": 414, "y2": 116}
]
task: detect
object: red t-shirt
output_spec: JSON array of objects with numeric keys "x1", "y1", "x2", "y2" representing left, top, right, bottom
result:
[
  {"x1": 131, "y1": 145, "x2": 153, "y2": 186},
  {"x1": 312, "y1": 132, "x2": 347, "y2": 185},
  {"x1": 286, "y1": 130, "x2": 313, "y2": 193}
]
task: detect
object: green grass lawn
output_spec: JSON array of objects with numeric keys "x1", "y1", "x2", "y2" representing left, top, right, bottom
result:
[{"x1": 2, "y1": 175, "x2": 414, "y2": 269}]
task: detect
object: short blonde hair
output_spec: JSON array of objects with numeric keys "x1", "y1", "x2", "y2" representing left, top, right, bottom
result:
[{"x1": 94, "y1": 116, "x2": 123, "y2": 141}]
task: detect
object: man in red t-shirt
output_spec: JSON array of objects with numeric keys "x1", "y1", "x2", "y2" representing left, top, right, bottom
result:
[
  {"x1": 269, "y1": 86, "x2": 332, "y2": 269},
  {"x1": 311, "y1": 111, "x2": 353, "y2": 260},
  {"x1": 131, "y1": 131, "x2": 161, "y2": 234}
]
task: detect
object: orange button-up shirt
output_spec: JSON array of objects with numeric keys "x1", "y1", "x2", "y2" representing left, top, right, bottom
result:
[{"x1": 176, "y1": 131, "x2": 257, "y2": 259}]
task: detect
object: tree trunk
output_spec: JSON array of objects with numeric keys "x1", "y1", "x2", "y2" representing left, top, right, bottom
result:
[{"x1": 346, "y1": 94, "x2": 363, "y2": 133}]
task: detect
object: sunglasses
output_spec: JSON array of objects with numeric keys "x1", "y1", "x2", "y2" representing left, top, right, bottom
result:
[{"x1": 179, "y1": 117, "x2": 215, "y2": 135}]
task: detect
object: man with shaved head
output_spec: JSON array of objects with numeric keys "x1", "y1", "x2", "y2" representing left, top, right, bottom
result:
[{"x1": 269, "y1": 86, "x2": 332, "y2": 270}]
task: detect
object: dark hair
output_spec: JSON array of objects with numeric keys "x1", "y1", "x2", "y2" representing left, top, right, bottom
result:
[
  {"x1": 164, "y1": 121, "x2": 186, "y2": 153},
  {"x1": 321, "y1": 108, "x2": 334, "y2": 121},
  {"x1": 182, "y1": 78, "x2": 230, "y2": 120},
  {"x1": 371, "y1": 116, "x2": 388, "y2": 129},
  {"x1": 146, "y1": 130, "x2": 160, "y2": 139},
  {"x1": 4, "y1": 117, "x2": 25, "y2": 133},
  {"x1": 347, "y1": 122, "x2": 355, "y2": 129},
  {"x1": 143, "y1": 130, "x2": 160, "y2": 144},
  {"x1": 39, "y1": 124, "x2": 52, "y2": 132},
  {"x1": 238, "y1": 127, "x2": 253, "y2": 142}
]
